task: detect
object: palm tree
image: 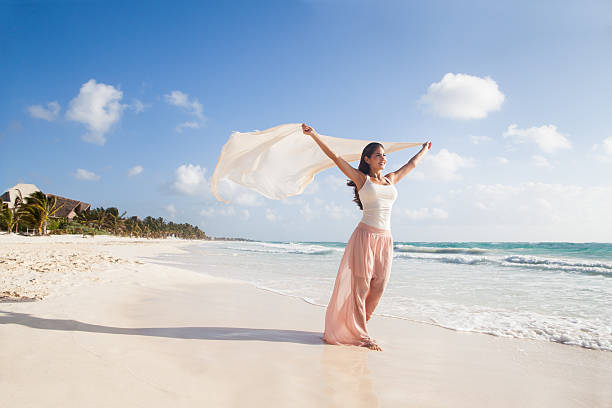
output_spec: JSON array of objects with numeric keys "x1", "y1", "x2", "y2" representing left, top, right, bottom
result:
[
  {"x1": 0, "y1": 202, "x2": 18, "y2": 233},
  {"x1": 74, "y1": 209, "x2": 93, "y2": 230},
  {"x1": 20, "y1": 191, "x2": 64, "y2": 235},
  {"x1": 0, "y1": 189, "x2": 24, "y2": 234},
  {"x1": 105, "y1": 207, "x2": 127, "y2": 235},
  {"x1": 130, "y1": 221, "x2": 142, "y2": 237},
  {"x1": 31, "y1": 198, "x2": 208, "y2": 239}
]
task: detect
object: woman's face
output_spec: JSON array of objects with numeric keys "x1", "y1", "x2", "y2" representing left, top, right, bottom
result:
[{"x1": 365, "y1": 146, "x2": 386, "y2": 173}]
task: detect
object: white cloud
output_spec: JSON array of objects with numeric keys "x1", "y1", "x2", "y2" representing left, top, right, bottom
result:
[
  {"x1": 176, "y1": 121, "x2": 200, "y2": 133},
  {"x1": 28, "y1": 101, "x2": 60, "y2": 121},
  {"x1": 281, "y1": 197, "x2": 306, "y2": 206},
  {"x1": 323, "y1": 176, "x2": 346, "y2": 191},
  {"x1": 234, "y1": 192, "x2": 263, "y2": 207},
  {"x1": 592, "y1": 137, "x2": 612, "y2": 163},
  {"x1": 172, "y1": 164, "x2": 208, "y2": 195},
  {"x1": 166, "y1": 204, "x2": 176, "y2": 215},
  {"x1": 74, "y1": 168, "x2": 100, "y2": 181},
  {"x1": 401, "y1": 207, "x2": 449, "y2": 220},
  {"x1": 165, "y1": 90, "x2": 189, "y2": 108},
  {"x1": 300, "y1": 203, "x2": 316, "y2": 221},
  {"x1": 503, "y1": 124, "x2": 571, "y2": 154},
  {"x1": 265, "y1": 208, "x2": 278, "y2": 222},
  {"x1": 130, "y1": 99, "x2": 149, "y2": 113},
  {"x1": 127, "y1": 165, "x2": 143, "y2": 176},
  {"x1": 450, "y1": 183, "x2": 612, "y2": 239},
  {"x1": 214, "y1": 179, "x2": 269, "y2": 206},
  {"x1": 66, "y1": 79, "x2": 125, "y2": 145},
  {"x1": 469, "y1": 135, "x2": 492, "y2": 145},
  {"x1": 419, "y1": 149, "x2": 475, "y2": 181},
  {"x1": 593, "y1": 136, "x2": 612, "y2": 156},
  {"x1": 199, "y1": 205, "x2": 247, "y2": 219},
  {"x1": 303, "y1": 180, "x2": 320, "y2": 195},
  {"x1": 535, "y1": 198, "x2": 553, "y2": 211},
  {"x1": 200, "y1": 207, "x2": 215, "y2": 217},
  {"x1": 603, "y1": 137, "x2": 612, "y2": 155},
  {"x1": 496, "y1": 157, "x2": 509, "y2": 165},
  {"x1": 407, "y1": 170, "x2": 425, "y2": 180},
  {"x1": 324, "y1": 202, "x2": 356, "y2": 220},
  {"x1": 474, "y1": 201, "x2": 491, "y2": 211},
  {"x1": 419, "y1": 73, "x2": 504, "y2": 119},
  {"x1": 532, "y1": 155, "x2": 552, "y2": 168},
  {"x1": 218, "y1": 207, "x2": 236, "y2": 216},
  {"x1": 164, "y1": 90, "x2": 204, "y2": 120}
]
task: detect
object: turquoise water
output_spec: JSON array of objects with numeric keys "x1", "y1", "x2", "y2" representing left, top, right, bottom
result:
[{"x1": 160, "y1": 240, "x2": 612, "y2": 351}]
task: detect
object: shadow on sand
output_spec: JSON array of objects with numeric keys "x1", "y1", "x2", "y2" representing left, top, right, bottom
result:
[{"x1": 0, "y1": 310, "x2": 325, "y2": 345}]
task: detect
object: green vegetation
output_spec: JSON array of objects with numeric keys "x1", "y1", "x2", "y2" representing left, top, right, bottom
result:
[
  {"x1": 19, "y1": 191, "x2": 64, "y2": 235},
  {"x1": 73, "y1": 208, "x2": 207, "y2": 239},
  {"x1": 0, "y1": 201, "x2": 19, "y2": 234},
  {"x1": 1, "y1": 190, "x2": 207, "y2": 240}
]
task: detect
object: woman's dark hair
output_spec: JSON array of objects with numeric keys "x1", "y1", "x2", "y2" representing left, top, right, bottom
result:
[{"x1": 347, "y1": 142, "x2": 384, "y2": 210}]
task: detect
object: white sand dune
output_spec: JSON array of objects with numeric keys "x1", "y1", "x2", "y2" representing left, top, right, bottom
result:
[{"x1": 1, "y1": 234, "x2": 610, "y2": 407}]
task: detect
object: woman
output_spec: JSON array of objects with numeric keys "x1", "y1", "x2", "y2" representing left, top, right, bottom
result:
[{"x1": 302, "y1": 123, "x2": 430, "y2": 351}]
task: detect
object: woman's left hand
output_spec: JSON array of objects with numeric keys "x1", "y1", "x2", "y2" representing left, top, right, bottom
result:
[{"x1": 302, "y1": 123, "x2": 316, "y2": 136}]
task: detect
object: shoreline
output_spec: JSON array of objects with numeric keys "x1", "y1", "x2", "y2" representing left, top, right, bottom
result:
[
  {"x1": 1, "y1": 235, "x2": 611, "y2": 407},
  {"x1": 161, "y1": 240, "x2": 612, "y2": 353}
]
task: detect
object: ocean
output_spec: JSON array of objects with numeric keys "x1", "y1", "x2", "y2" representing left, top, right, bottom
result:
[{"x1": 159, "y1": 239, "x2": 612, "y2": 352}]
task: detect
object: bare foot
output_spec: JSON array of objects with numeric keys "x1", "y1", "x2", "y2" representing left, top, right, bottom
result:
[{"x1": 361, "y1": 339, "x2": 382, "y2": 351}]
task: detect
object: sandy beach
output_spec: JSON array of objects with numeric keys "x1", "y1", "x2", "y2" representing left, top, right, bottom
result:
[{"x1": 1, "y1": 234, "x2": 611, "y2": 407}]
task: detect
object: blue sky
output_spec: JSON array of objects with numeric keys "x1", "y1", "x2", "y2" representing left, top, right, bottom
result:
[{"x1": 2, "y1": 0, "x2": 611, "y2": 241}]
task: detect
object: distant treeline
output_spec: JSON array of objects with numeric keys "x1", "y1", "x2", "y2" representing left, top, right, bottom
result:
[{"x1": 1, "y1": 190, "x2": 207, "y2": 240}]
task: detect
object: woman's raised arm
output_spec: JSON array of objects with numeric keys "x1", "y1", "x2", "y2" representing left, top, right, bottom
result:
[
  {"x1": 302, "y1": 124, "x2": 366, "y2": 188},
  {"x1": 386, "y1": 142, "x2": 431, "y2": 184}
]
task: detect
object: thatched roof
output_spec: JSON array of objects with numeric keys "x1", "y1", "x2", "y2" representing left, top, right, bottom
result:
[{"x1": 46, "y1": 194, "x2": 90, "y2": 218}]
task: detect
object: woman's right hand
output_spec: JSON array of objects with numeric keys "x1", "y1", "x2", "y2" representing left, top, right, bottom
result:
[{"x1": 302, "y1": 123, "x2": 316, "y2": 136}]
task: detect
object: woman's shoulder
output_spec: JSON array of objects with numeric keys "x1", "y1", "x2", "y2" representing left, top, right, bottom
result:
[
  {"x1": 347, "y1": 170, "x2": 367, "y2": 181},
  {"x1": 355, "y1": 171, "x2": 368, "y2": 192},
  {"x1": 355, "y1": 171, "x2": 368, "y2": 183}
]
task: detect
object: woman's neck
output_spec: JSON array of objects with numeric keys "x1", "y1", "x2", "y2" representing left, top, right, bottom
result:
[{"x1": 369, "y1": 170, "x2": 383, "y2": 179}]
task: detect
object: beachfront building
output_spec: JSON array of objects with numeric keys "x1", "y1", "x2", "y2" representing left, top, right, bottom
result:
[
  {"x1": 47, "y1": 194, "x2": 91, "y2": 221},
  {"x1": 1, "y1": 184, "x2": 90, "y2": 221},
  {"x1": 0, "y1": 183, "x2": 41, "y2": 209}
]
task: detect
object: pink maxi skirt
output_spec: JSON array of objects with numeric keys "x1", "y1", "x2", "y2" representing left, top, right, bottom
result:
[{"x1": 323, "y1": 222, "x2": 393, "y2": 346}]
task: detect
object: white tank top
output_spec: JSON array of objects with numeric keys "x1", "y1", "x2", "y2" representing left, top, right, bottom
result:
[{"x1": 357, "y1": 176, "x2": 398, "y2": 230}]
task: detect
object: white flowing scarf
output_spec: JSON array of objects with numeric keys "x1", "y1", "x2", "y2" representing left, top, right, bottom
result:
[{"x1": 211, "y1": 123, "x2": 423, "y2": 203}]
